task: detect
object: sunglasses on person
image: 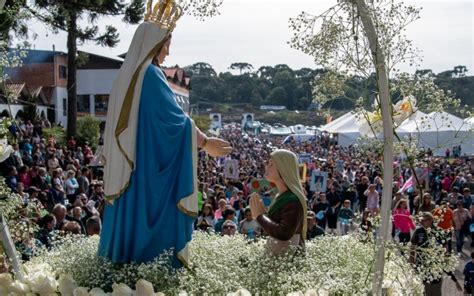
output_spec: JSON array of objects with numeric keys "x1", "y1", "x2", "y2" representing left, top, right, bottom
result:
[{"x1": 223, "y1": 225, "x2": 235, "y2": 230}]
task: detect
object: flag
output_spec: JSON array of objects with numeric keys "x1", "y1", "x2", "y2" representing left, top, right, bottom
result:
[{"x1": 399, "y1": 175, "x2": 414, "y2": 193}]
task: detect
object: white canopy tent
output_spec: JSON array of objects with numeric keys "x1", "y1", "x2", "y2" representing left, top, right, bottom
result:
[
  {"x1": 397, "y1": 111, "x2": 474, "y2": 156},
  {"x1": 320, "y1": 112, "x2": 355, "y2": 132},
  {"x1": 396, "y1": 110, "x2": 428, "y2": 131},
  {"x1": 322, "y1": 112, "x2": 362, "y2": 147}
]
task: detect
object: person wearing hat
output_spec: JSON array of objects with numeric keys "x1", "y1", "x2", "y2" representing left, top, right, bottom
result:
[
  {"x1": 249, "y1": 149, "x2": 307, "y2": 255},
  {"x1": 410, "y1": 212, "x2": 440, "y2": 295},
  {"x1": 306, "y1": 211, "x2": 325, "y2": 240}
]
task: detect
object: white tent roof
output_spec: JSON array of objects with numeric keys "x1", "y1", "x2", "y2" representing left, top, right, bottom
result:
[
  {"x1": 397, "y1": 111, "x2": 474, "y2": 156},
  {"x1": 320, "y1": 112, "x2": 354, "y2": 131},
  {"x1": 398, "y1": 111, "x2": 467, "y2": 133},
  {"x1": 396, "y1": 111, "x2": 428, "y2": 133},
  {"x1": 323, "y1": 112, "x2": 360, "y2": 134}
]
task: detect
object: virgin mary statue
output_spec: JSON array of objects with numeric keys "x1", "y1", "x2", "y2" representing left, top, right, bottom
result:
[{"x1": 99, "y1": 0, "x2": 231, "y2": 267}]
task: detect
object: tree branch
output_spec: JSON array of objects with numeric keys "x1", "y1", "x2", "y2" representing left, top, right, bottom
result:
[{"x1": 351, "y1": 1, "x2": 394, "y2": 295}]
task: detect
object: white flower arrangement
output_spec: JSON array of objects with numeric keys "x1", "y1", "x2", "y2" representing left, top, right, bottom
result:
[
  {"x1": 0, "y1": 177, "x2": 44, "y2": 246},
  {"x1": 4, "y1": 232, "x2": 428, "y2": 295},
  {"x1": 0, "y1": 118, "x2": 14, "y2": 162}
]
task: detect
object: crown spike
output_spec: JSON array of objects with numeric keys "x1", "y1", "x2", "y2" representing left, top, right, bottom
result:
[
  {"x1": 144, "y1": 0, "x2": 183, "y2": 30},
  {"x1": 144, "y1": 0, "x2": 153, "y2": 20},
  {"x1": 153, "y1": 0, "x2": 167, "y2": 23}
]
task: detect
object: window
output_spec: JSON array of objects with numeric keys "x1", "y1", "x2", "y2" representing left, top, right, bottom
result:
[
  {"x1": 63, "y1": 98, "x2": 67, "y2": 116},
  {"x1": 77, "y1": 95, "x2": 91, "y2": 113},
  {"x1": 59, "y1": 65, "x2": 67, "y2": 79},
  {"x1": 94, "y1": 94, "x2": 109, "y2": 114}
]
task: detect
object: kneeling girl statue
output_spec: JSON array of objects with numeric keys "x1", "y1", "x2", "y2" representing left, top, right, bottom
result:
[
  {"x1": 99, "y1": 0, "x2": 231, "y2": 267},
  {"x1": 250, "y1": 150, "x2": 307, "y2": 254}
]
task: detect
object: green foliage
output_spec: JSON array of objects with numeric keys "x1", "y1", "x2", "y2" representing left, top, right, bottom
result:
[
  {"x1": 43, "y1": 127, "x2": 66, "y2": 147},
  {"x1": 22, "y1": 104, "x2": 38, "y2": 123},
  {"x1": 191, "y1": 115, "x2": 211, "y2": 131},
  {"x1": 187, "y1": 62, "x2": 321, "y2": 111},
  {"x1": 434, "y1": 73, "x2": 474, "y2": 114},
  {"x1": 76, "y1": 115, "x2": 100, "y2": 150},
  {"x1": 265, "y1": 86, "x2": 287, "y2": 106},
  {"x1": 21, "y1": 0, "x2": 145, "y2": 137},
  {"x1": 187, "y1": 61, "x2": 474, "y2": 116},
  {"x1": 229, "y1": 62, "x2": 254, "y2": 75}
]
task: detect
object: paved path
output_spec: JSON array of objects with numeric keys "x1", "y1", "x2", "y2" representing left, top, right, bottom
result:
[{"x1": 443, "y1": 246, "x2": 473, "y2": 296}]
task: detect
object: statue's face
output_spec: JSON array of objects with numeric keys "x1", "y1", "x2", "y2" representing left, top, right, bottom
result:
[
  {"x1": 265, "y1": 158, "x2": 282, "y2": 184},
  {"x1": 157, "y1": 37, "x2": 172, "y2": 64}
]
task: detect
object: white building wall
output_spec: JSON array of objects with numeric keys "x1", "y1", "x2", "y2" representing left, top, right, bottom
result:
[
  {"x1": 0, "y1": 104, "x2": 24, "y2": 118},
  {"x1": 52, "y1": 87, "x2": 68, "y2": 127},
  {"x1": 77, "y1": 69, "x2": 119, "y2": 95},
  {"x1": 37, "y1": 106, "x2": 48, "y2": 119},
  {"x1": 0, "y1": 105, "x2": 49, "y2": 120}
]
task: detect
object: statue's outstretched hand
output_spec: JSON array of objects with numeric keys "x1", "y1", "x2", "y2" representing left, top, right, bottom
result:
[{"x1": 203, "y1": 137, "x2": 232, "y2": 157}]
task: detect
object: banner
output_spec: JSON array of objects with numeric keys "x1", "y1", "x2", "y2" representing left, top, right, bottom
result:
[
  {"x1": 223, "y1": 159, "x2": 239, "y2": 180},
  {"x1": 310, "y1": 171, "x2": 328, "y2": 193},
  {"x1": 298, "y1": 154, "x2": 312, "y2": 164}
]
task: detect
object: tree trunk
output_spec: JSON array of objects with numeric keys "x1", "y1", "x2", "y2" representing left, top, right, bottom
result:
[
  {"x1": 0, "y1": 0, "x2": 6, "y2": 10},
  {"x1": 352, "y1": 0, "x2": 394, "y2": 295},
  {"x1": 66, "y1": 9, "x2": 78, "y2": 138}
]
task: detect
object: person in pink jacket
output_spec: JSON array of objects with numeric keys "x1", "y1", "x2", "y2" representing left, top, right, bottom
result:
[{"x1": 393, "y1": 198, "x2": 416, "y2": 243}]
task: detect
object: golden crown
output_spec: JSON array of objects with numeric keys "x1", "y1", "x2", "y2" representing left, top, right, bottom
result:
[{"x1": 144, "y1": 0, "x2": 183, "y2": 30}]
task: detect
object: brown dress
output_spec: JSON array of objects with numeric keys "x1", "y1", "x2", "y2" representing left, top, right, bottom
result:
[{"x1": 257, "y1": 191, "x2": 304, "y2": 254}]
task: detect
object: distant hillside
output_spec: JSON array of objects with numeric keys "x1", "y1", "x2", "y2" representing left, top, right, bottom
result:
[{"x1": 185, "y1": 62, "x2": 474, "y2": 115}]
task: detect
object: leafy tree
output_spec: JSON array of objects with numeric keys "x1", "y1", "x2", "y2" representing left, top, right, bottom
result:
[
  {"x1": 229, "y1": 62, "x2": 254, "y2": 75},
  {"x1": 184, "y1": 62, "x2": 217, "y2": 77},
  {"x1": 76, "y1": 115, "x2": 100, "y2": 150},
  {"x1": 257, "y1": 66, "x2": 276, "y2": 81},
  {"x1": 265, "y1": 86, "x2": 287, "y2": 106},
  {"x1": 415, "y1": 69, "x2": 434, "y2": 80},
  {"x1": 250, "y1": 89, "x2": 263, "y2": 107},
  {"x1": 24, "y1": 0, "x2": 144, "y2": 137},
  {"x1": 43, "y1": 126, "x2": 66, "y2": 147},
  {"x1": 22, "y1": 96, "x2": 39, "y2": 123},
  {"x1": 453, "y1": 65, "x2": 468, "y2": 77},
  {"x1": 0, "y1": 0, "x2": 30, "y2": 44},
  {"x1": 273, "y1": 70, "x2": 297, "y2": 109}
]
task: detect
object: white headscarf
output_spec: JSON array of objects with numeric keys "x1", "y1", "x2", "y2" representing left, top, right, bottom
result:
[
  {"x1": 270, "y1": 149, "x2": 308, "y2": 240},
  {"x1": 102, "y1": 21, "x2": 170, "y2": 201}
]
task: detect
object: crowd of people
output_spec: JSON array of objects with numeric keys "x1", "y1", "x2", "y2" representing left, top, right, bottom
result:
[
  {"x1": 0, "y1": 119, "x2": 473, "y2": 294},
  {"x1": 0, "y1": 119, "x2": 104, "y2": 253}
]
